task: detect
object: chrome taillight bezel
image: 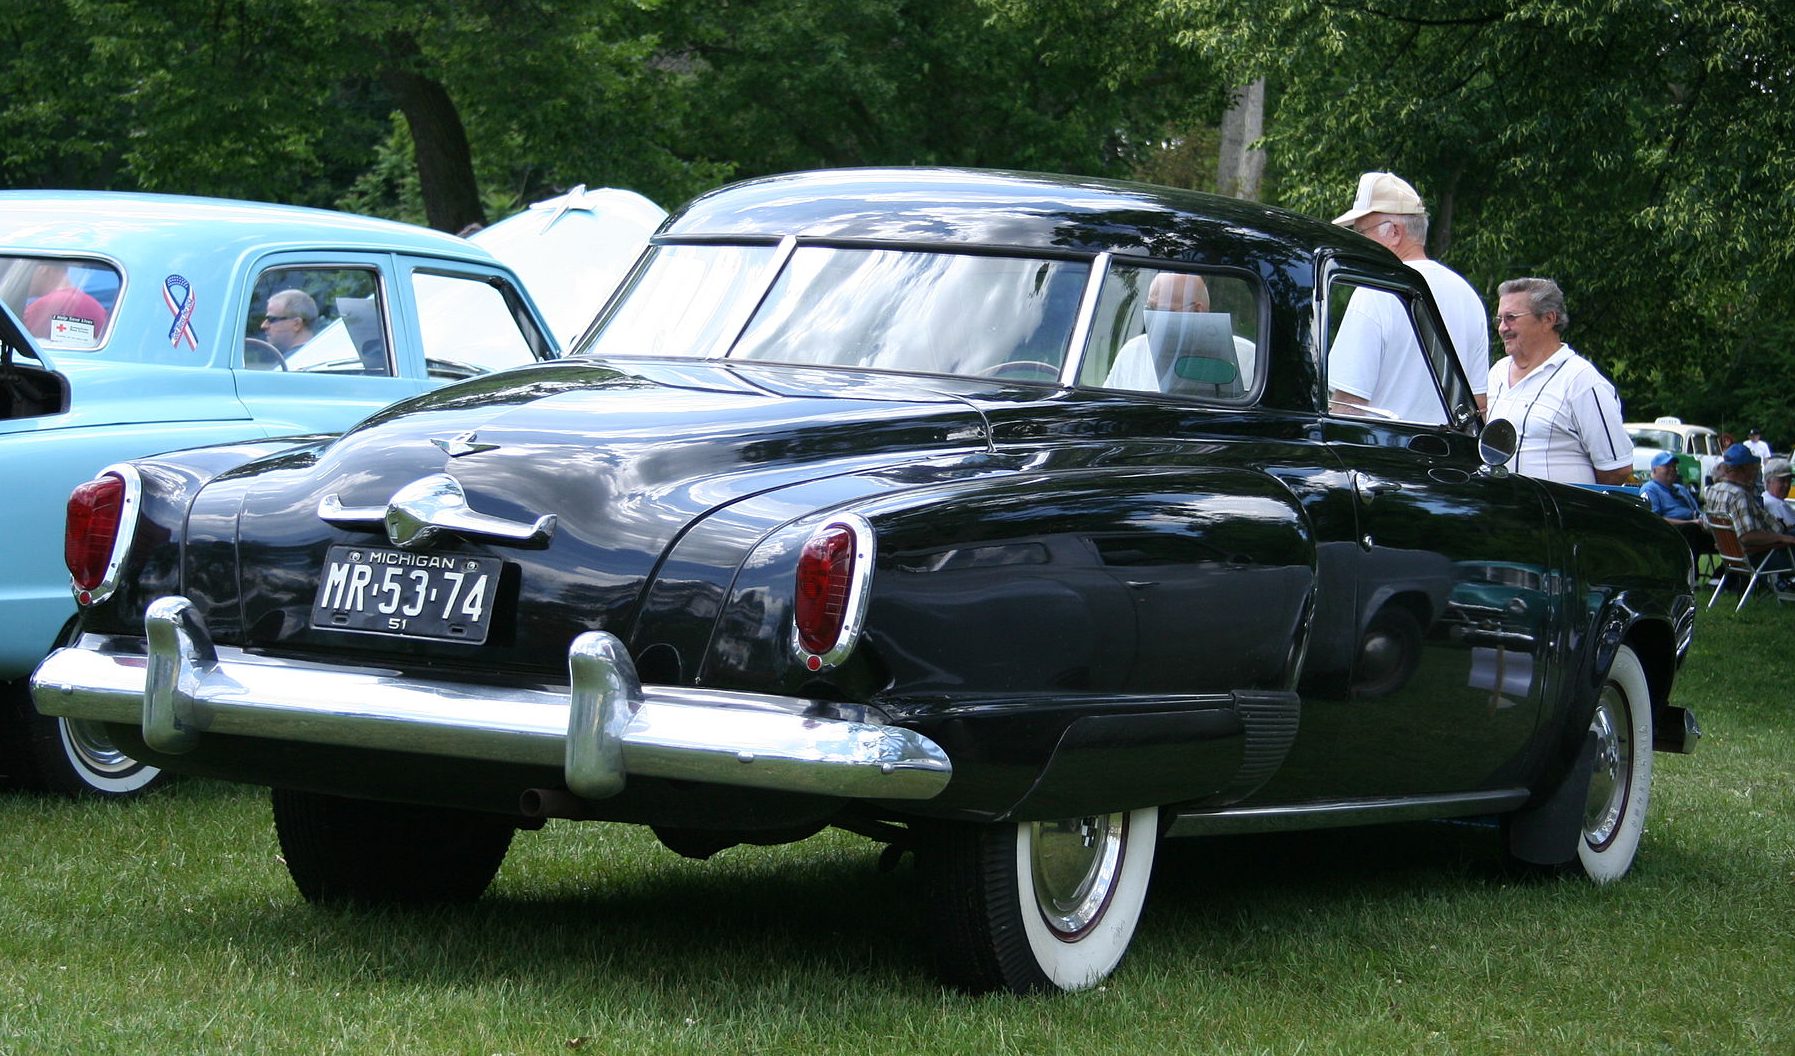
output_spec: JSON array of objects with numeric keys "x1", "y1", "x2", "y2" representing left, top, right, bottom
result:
[
  {"x1": 790, "y1": 513, "x2": 875, "y2": 672},
  {"x1": 67, "y1": 463, "x2": 142, "y2": 607}
]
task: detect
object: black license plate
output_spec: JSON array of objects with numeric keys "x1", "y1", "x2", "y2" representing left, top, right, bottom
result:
[{"x1": 311, "y1": 545, "x2": 500, "y2": 643}]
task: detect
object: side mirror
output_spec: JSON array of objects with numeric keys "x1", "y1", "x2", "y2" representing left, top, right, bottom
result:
[{"x1": 1478, "y1": 417, "x2": 1517, "y2": 469}]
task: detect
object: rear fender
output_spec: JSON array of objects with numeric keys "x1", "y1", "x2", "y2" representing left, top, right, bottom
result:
[{"x1": 69, "y1": 436, "x2": 333, "y2": 638}]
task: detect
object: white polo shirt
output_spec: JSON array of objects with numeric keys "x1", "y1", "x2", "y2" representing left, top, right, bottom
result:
[{"x1": 1486, "y1": 344, "x2": 1632, "y2": 484}]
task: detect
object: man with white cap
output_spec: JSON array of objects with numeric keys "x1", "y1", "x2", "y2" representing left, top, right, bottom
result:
[
  {"x1": 1328, "y1": 171, "x2": 1489, "y2": 419},
  {"x1": 1761, "y1": 456, "x2": 1795, "y2": 532}
]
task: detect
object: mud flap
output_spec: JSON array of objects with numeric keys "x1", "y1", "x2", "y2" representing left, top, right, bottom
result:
[{"x1": 1506, "y1": 730, "x2": 1597, "y2": 866}]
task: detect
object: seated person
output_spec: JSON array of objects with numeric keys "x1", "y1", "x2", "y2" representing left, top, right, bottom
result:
[
  {"x1": 23, "y1": 261, "x2": 108, "y2": 344},
  {"x1": 1704, "y1": 443, "x2": 1795, "y2": 575},
  {"x1": 1640, "y1": 451, "x2": 1713, "y2": 557},
  {"x1": 1762, "y1": 457, "x2": 1795, "y2": 533},
  {"x1": 259, "y1": 289, "x2": 319, "y2": 359},
  {"x1": 1104, "y1": 272, "x2": 1255, "y2": 395}
]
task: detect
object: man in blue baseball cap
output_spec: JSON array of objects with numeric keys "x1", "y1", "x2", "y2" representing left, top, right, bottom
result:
[
  {"x1": 1641, "y1": 450, "x2": 1712, "y2": 559},
  {"x1": 1705, "y1": 443, "x2": 1795, "y2": 573}
]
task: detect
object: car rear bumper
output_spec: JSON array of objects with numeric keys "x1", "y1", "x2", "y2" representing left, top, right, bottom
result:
[{"x1": 31, "y1": 595, "x2": 952, "y2": 802}]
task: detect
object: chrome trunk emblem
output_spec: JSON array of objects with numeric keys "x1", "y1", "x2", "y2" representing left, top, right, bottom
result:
[
  {"x1": 318, "y1": 473, "x2": 556, "y2": 550},
  {"x1": 432, "y1": 430, "x2": 500, "y2": 458}
]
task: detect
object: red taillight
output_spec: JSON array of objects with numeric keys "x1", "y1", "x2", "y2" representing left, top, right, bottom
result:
[
  {"x1": 795, "y1": 523, "x2": 857, "y2": 659},
  {"x1": 66, "y1": 473, "x2": 127, "y2": 600}
]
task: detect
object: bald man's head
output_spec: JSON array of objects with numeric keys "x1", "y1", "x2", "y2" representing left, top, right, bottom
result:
[{"x1": 1146, "y1": 272, "x2": 1210, "y2": 313}]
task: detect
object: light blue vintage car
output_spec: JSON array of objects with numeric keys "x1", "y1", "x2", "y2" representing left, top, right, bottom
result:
[{"x1": 0, "y1": 190, "x2": 574, "y2": 796}]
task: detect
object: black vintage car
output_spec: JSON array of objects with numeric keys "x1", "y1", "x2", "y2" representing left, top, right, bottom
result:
[{"x1": 33, "y1": 168, "x2": 1699, "y2": 994}]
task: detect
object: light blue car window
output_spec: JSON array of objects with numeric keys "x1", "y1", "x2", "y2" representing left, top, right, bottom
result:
[
  {"x1": 411, "y1": 271, "x2": 540, "y2": 380},
  {"x1": 248, "y1": 267, "x2": 391, "y2": 376},
  {"x1": 0, "y1": 255, "x2": 120, "y2": 350}
]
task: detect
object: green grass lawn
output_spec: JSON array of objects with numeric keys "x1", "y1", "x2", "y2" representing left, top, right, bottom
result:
[{"x1": 2, "y1": 602, "x2": 1791, "y2": 1055}]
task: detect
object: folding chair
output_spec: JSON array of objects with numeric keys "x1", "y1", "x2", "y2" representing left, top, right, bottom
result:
[{"x1": 1703, "y1": 513, "x2": 1791, "y2": 610}]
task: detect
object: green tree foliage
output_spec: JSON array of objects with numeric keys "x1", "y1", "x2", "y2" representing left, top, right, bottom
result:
[
  {"x1": 0, "y1": 0, "x2": 719, "y2": 226},
  {"x1": 1164, "y1": 0, "x2": 1795, "y2": 437},
  {"x1": 626, "y1": 0, "x2": 1231, "y2": 182}
]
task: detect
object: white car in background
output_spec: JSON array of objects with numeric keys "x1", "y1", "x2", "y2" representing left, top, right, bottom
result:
[
  {"x1": 1625, "y1": 416, "x2": 1722, "y2": 486},
  {"x1": 473, "y1": 185, "x2": 666, "y2": 346}
]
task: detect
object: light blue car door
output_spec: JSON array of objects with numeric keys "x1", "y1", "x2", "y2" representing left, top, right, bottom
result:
[
  {"x1": 230, "y1": 251, "x2": 424, "y2": 435},
  {"x1": 387, "y1": 257, "x2": 559, "y2": 386}
]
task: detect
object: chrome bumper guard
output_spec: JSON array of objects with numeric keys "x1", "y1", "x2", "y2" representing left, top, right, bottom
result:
[{"x1": 31, "y1": 597, "x2": 952, "y2": 802}]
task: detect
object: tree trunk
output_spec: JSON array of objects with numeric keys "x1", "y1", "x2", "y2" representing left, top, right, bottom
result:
[
  {"x1": 1216, "y1": 79, "x2": 1266, "y2": 201},
  {"x1": 379, "y1": 39, "x2": 483, "y2": 233}
]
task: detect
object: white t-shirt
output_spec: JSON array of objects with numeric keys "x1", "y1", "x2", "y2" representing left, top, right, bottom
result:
[
  {"x1": 1328, "y1": 259, "x2": 1487, "y2": 424},
  {"x1": 1486, "y1": 344, "x2": 1632, "y2": 484},
  {"x1": 1104, "y1": 331, "x2": 1258, "y2": 394},
  {"x1": 1746, "y1": 438, "x2": 1772, "y2": 462},
  {"x1": 1412, "y1": 259, "x2": 1490, "y2": 398}
]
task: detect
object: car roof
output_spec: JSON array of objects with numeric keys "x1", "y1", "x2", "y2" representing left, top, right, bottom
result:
[
  {"x1": 1624, "y1": 420, "x2": 1714, "y2": 436},
  {"x1": 661, "y1": 167, "x2": 1369, "y2": 263},
  {"x1": 0, "y1": 190, "x2": 498, "y2": 262}
]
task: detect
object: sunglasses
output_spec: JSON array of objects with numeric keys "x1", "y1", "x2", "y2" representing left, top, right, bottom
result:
[{"x1": 262, "y1": 314, "x2": 297, "y2": 325}]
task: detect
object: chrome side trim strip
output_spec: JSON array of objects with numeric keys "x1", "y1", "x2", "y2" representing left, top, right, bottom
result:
[
  {"x1": 32, "y1": 597, "x2": 951, "y2": 802},
  {"x1": 1166, "y1": 788, "x2": 1530, "y2": 837}
]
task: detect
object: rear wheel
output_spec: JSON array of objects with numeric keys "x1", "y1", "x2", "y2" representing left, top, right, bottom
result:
[
  {"x1": 1577, "y1": 645, "x2": 1653, "y2": 883},
  {"x1": 272, "y1": 789, "x2": 515, "y2": 905},
  {"x1": 919, "y1": 806, "x2": 1158, "y2": 994}
]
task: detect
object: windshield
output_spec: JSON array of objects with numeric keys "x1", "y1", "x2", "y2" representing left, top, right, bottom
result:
[
  {"x1": 1629, "y1": 429, "x2": 1682, "y2": 454},
  {"x1": 581, "y1": 243, "x2": 1090, "y2": 382}
]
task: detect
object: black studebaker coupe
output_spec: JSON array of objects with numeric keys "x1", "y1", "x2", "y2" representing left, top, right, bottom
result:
[{"x1": 34, "y1": 168, "x2": 1699, "y2": 994}]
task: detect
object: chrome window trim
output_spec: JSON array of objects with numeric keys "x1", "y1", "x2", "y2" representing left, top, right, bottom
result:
[{"x1": 1060, "y1": 250, "x2": 1110, "y2": 387}]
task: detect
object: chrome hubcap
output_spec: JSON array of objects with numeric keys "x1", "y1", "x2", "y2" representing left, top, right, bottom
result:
[
  {"x1": 61, "y1": 718, "x2": 137, "y2": 776},
  {"x1": 1030, "y1": 813, "x2": 1126, "y2": 936},
  {"x1": 1583, "y1": 686, "x2": 1631, "y2": 849}
]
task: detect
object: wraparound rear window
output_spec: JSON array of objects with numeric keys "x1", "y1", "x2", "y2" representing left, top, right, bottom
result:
[{"x1": 582, "y1": 244, "x2": 1089, "y2": 383}]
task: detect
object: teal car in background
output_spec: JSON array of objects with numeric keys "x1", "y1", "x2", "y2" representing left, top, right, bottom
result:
[{"x1": 0, "y1": 190, "x2": 600, "y2": 796}]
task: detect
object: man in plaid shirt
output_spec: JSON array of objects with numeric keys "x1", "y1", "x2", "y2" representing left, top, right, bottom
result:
[{"x1": 1704, "y1": 444, "x2": 1795, "y2": 572}]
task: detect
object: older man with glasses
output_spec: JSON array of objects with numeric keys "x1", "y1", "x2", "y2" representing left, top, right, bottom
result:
[{"x1": 1484, "y1": 276, "x2": 1633, "y2": 485}]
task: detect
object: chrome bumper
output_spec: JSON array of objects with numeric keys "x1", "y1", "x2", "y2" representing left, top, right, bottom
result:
[{"x1": 31, "y1": 596, "x2": 952, "y2": 801}]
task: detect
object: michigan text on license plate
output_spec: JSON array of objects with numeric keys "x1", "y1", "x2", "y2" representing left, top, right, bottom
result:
[{"x1": 311, "y1": 545, "x2": 500, "y2": 643}]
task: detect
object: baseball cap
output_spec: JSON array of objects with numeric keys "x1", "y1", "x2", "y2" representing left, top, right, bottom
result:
[
  {"x1": 1722, "y1": 442, "x2": 1761, "y2": 466},
  {"x1": 1766, "y1": 457, "x2": 1793, "y2": 479},
  {"x1": 1333, "y1": 172, "x2": 1426, "y2": 226},
  {"x1": 1749, "y1": 426, "x2": 1763, "y2": 435},
  {"x1": 1650, "y1": 451, "x2": 1677, "y2": 469}
]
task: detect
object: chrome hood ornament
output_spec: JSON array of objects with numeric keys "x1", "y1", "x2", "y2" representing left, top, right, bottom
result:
[
  {"x1": 319, "y1": 473, "x2": 556, "y2": 550},
  {"x1": 432, "y1": 430, "x2": 500, "y2": 458}
]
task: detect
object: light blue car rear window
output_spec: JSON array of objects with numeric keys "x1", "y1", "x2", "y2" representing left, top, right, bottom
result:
[{"x1": 0, "y1": 255, "x2": 120, "y2": 350}]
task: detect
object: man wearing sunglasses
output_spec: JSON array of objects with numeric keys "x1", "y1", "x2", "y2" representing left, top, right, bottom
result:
[
  {"x1": 259, "y1": 289, "x2": 318, "y2": 357},
  {"x1": 1329, "y1": 171, "x2": 1489, "y2": 419}
]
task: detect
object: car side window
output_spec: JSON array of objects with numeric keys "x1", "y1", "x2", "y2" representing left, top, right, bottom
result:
[
  {"x1": 0, "y1": 255, "x2": 121, "y2": 349},
  {"x1": 411, "y1": 271, "x2": 541, "y2": 380},
  {"x1": 1324, "y1": 276, "x2": 1450, "y2": 426},
  {"x1": 1080, "y1": 263, "x2": 1260, "y2": 401},
  {"x1": 246, "y1": 268, "x2": 391, "y2": 376}
]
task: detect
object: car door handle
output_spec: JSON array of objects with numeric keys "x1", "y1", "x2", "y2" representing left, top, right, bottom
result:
[{"x1": 1354, "y1": 472, "x2": 1403, "y2": 502}]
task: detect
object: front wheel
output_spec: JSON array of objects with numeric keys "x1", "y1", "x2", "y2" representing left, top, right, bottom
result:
[
  {"x1": 272, "y1": 789, "x2": 516, "y2": 905},
  {"x1": 1578, "y1": 645, "x2": 1653, "y2": 883},
  {"x1": 918, "y1": 806, "x2": 1159, "y2": 994}
]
